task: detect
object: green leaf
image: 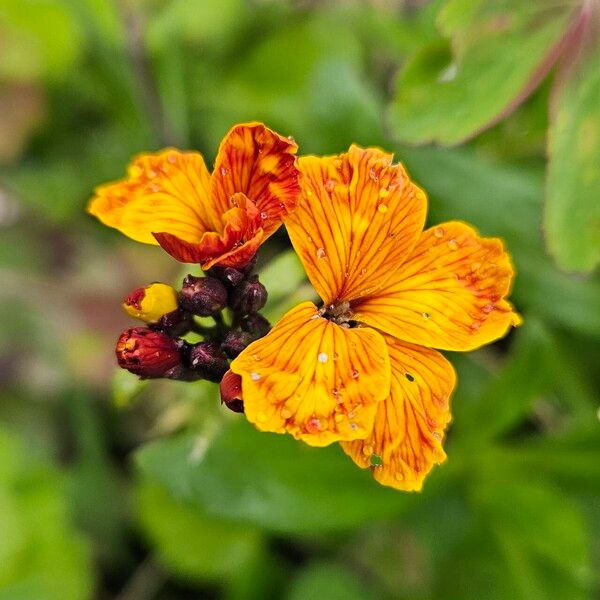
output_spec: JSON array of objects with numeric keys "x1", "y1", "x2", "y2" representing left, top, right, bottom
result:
[
  {"x1": 136, "y1": 421, "x2": 407, "y2": 536},
  {"x1": 0, "y1": 428, "x2": 93, "y2": 600},
  {"x1": 111, "y1": 368, "x2": 148, "y2": 408},
  {"x1": 136, "y1": 481, "x2": 264, "y2": 583},
  {"x1": 452, "y1": 318, "x2": 557, "y2": 443},
  {"x1": 545, "y1": 33, "x2": 600, "y2": 272},
  {"x1": 287, "y1": 562, "x2": 375, "y2": 600},
  {"x1": 435, "y1": 481, "x2": 591, "y2": 599},
  {"x1": 0, "y1": 0, "x2": 83, "y2": 82},
  {"x1": 388, "y1": 0, "x2": 581, "y2": 145}
]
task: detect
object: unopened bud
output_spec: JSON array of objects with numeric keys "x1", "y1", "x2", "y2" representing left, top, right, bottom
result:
[
  {"x1": 179, "y1": 275, "x2": 228, "y2": 316},
  {"x1": 222, "y1": 330, "x2": 254, "y2": 358},
  {"x1": 220, "y1": 370, "x2": 244, "y2": 413},
  {"x1": 116, "y1": 327, "x2": 183, "y2": 378},
  {"x1": 230, "y1": 275, "x2": 267, "y2": 315},
  {"x1": 187, "y1": 341, "x2": 229, "y2": 382},
  {"x1": 240, "y1": 313, "x2": 271, "y2": 337},
  {"x1": 154, "y1": 308, "x2": 192, "y2": 337},
  {"x1": 210, "y1": 266, "x2": 246, "y2": 287},
  {"x1": 123, "y1": 283, "x2": 179, "y2": 324}
]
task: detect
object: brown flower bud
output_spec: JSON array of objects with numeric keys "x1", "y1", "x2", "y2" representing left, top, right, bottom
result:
[
  {"x1": 240, "y1": 313, "x2": 271, "y2": 337},
  {"x1": 116, "y1": 327, "x2": 183, "y2": 378},
  {"x1": 154, "y1": 308, "x2": 192, "y2": 337},
  {"x1": 222, "y1": 330, "x2": 254, "y2": 359},
  {"x1": 179, "y1": 275, "x2": 228, "y2": 316},
  {"x1": 187, "y1": 341, "x2": 229, "y2": 382},
  {"x1": 230, "y1": 275, "x2": 267, "y2": 315},
  {"x1": 209, "y1": 266, "x2": 246, "y2": 287},
  {"x1": 220, "y1": 370, "x2": 244, "y2": 413}
]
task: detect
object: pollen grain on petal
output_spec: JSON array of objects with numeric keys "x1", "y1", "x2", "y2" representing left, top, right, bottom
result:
[{"x1": 230, "y1": 302, "x2": 391, "y2": 447}]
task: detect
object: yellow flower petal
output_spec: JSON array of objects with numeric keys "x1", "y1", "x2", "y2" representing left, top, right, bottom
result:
[
  {"x1": 122, "y1": 282, "x2": 179, "y2": 323},
  {"x1": 88, "y1": 149, "x2": 216, "y2": 245},
  {"x1": 341, "y1": 337, "x2": 455, "y2": 491},
  {"x1": 287, "y1": 146, "x2": 427, "y2": 304},
  {"x1": 230, "y1": 302, "x2": 391, "y2": 447},
  {"x1": 354, "y1": 221, "x2": 521, "y2": 351}
]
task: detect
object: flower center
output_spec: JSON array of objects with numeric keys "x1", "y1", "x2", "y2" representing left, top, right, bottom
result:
[{"x1": 319, "y1": 301, "x2": 358, "y2": 328}]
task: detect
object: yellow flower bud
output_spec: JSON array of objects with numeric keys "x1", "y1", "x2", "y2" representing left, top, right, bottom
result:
[{"x1": 123, "y1": 283, "x2": 178, "y2": 323}]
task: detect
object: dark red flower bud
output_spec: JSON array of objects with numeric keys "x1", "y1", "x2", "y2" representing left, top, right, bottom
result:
[
  {"x1": 116, "y1": 327, "x2": 183, "y2": 378},
  {"x1": 179, "y1": 275, "x2": 228, "y2": 316},
  {"x1": 230, "y1": 275, "x2": 267, "y2": 315},
  {"x1": 153, "y1": 308, "x2": 192, "y2": 336},
  {"x1": 187, "y1": 341, "x2": 229, "y2": 382},
  {"x1": 240, "y1": 313, "x2": 271, "y2": 337},
  {"x1": 220, "y1": 370, "x2": 244, "y2": 413},
  {"x1": 210, "y1": 266, "x2": 246, "y2": 287},
  {"x1": 222, "y1": 330, "x2": 254, "y2": 358}
]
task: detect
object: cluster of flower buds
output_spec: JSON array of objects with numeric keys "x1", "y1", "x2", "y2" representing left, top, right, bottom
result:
[{"x1": 115, "y1": 264, "x2": 271, "y2": 413}]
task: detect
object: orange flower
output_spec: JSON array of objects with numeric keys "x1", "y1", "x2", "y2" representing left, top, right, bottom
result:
[
  {"x1": 88, "y1": 123, "x2": 300, "y2": 269},
  {"x1": 231, "y1": 146, "x2": 520, "y2": 491}
]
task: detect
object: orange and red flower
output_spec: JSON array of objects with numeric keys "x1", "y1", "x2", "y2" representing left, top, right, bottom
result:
[
  {"x1": 230, "y1": 146, "x2": 520, "y2": 491},
  {"x1": 88, "y1": 123, "x2": 300, "y2": 269}
]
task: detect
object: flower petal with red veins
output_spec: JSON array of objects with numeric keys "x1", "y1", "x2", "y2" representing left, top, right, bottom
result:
[
  {"x1": 212, "y1": 122, "x2": 300, "y2": 238},
  {"x1": 88, "y1": 149, "x2": 218, "y2": 244},
  {"x1": 154, "y1": 193, "x2": 264, "y2": 269},
  {"x1": 230, "y1": 302, "x2": 391, "y2": 447},
  {"x1": 354, "y1": 221, "x2": 521, "y2": 351},
  {"x1": 341, "y1": 337, "x2": 455, "y2": 491},
  {"x1": 287, "y1": 146, "x2": 427, "y2": 304}
]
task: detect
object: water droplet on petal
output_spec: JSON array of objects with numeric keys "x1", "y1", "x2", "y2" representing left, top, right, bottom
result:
[
  {"x1": 332, "y1": 352, "x2": 339, "y2": 362},
  {"x1": 260, "y1": 211, "x2": 268, "y2": 220},
  {"x1": 368, "y1": 168, "x2": 378, "y2": 182},
  {"x1": 317, "y1": 352, "x2": 328, "y2": 363},
  {"x1": 252, "y1": 353, "x2": 260, "y2": 361},
  {"x1": 422, "y1": 312, "x2": 430, "y2": 319},
  {"x1": 324, "y1": 179, "x2": 336, "y2": 192},
  {"x1": 316, "y1": 247, "x2": 327, "y2": 259},
  {"x1": 281, "y1": 408, "x2": 293, "y2": 419},
  {"x1": 432, "y1": 431, "x2": 442, "y2": 442},
  {"x1": 377, "y1": 203, "x2": 388, "y2": 214},
  {"x1": 434, "y1": 227, "x2": 445, "y2": 238},
  {"x1": 349, "y1": 422, "x2": 358, "y2": 431},
  {"x1": 362, "y1": 444, "x2": 374, "y2": 456},
  {"x1": 351, "y1": 369, "x2": 360, "y2": 380},
  {"x1": 447, "y1": 239, "x2": 459, "y2": 250},
  {"x1": 220, "y1": 166, "x2": 228, "y2": 177},
  {"x1": 395, "y1": 472, "x2": 404, "y2": 481},
  {"x1": 379, "y1": 188, "x2": 389, "y2": 198},
  {"x1": 250, "y1": 372, "x2": 261, "y2": 381},
  {"x1": 167, "y1": 152, "x2": 177, "y2": 164}
]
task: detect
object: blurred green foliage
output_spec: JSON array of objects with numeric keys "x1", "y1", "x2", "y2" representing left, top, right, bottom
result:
[{"x1": 0, "y1": 0, "x2": 598, "y2": 599}]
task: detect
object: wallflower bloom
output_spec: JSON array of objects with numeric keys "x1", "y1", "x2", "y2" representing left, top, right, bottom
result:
[
  {"x1": 231, "y1": 146, "x2": 520, "y2": 491},
  {"x1": 88, "y1": 123, "x2": 300, "y2": 269}
]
